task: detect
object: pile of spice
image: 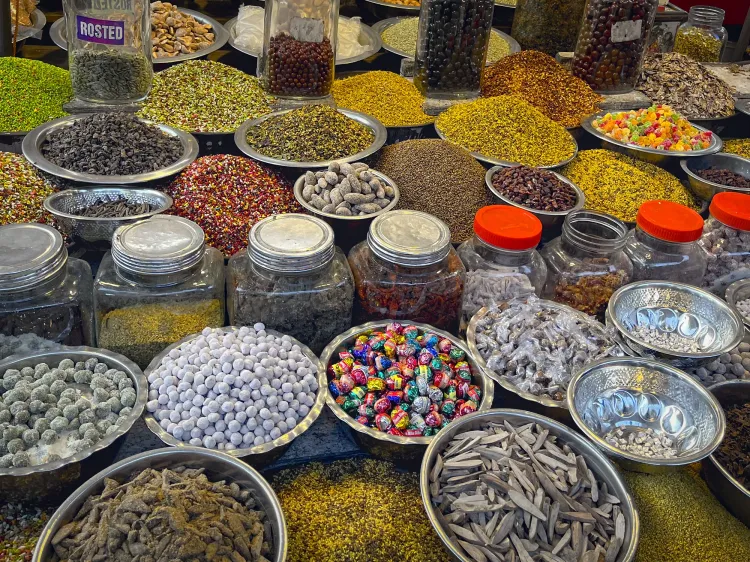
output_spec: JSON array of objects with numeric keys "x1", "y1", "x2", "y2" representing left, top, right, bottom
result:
[
  {"x1": 1, "y1": 503, "x2": 52, "y2": 562},
  {"x1": 151, "y1": 1, "x2": 215, "y2": 58},
  {"x1": 245, "y1": 105, "x2": 374, "y2": 162},
  {"x1": 0, "y1": 152, "x2": 56, "y2": 225},
  {"x1": 482, "y1": 51, "x2": 602, "y2": 128},
  {"x1": 332, "y1": 71, "x2": 433, "y2": 127},
  {"x1": 139, "y1": 60, "x2": 273, "y2": 132},
  {"x1": 73, "y1": 197, "x2": 153, "y2": 218},
  {"x1": 373, "y1": 139, "x2": 490, "y2": 242},
  {"x1": 273, "y1": 458, "x2": 451, "y2": 562},
  {"x1": 49, "y1": 465, "x2": 273, "y2": 561},
  {"x1": 697, "y1": 167, "x2": 750, "y2": 188},
  {"x1": 715, "y1": 402, "x2": 750, "y2": 489},
  {"x1": 561, "y1": 150, "x2": 700, "y2": 223},
  {"x1": 490, "y1": 166, "x2": 578, "y2": 212},
  {"x1": 673, "y1": 26, "x2": 723, "y2": 63},
  {"x1": 737, "y1": 299, "x2": 750, "y2": 321},
  {"x1": 0, "y1": 58, "x2": 72, "y2": 132},
  {"x1": 435, "y1": 96, "x2": 577, "y2": 167},
  {"x1": 165, "y1": 155, "x2": 301, "y2": 256},
  {"x1": 605, "y1": 427, "x2": 678, "y2": 459},
  {"x1": 723, "y1": 139, "x2": 750, "y2": 159},
  {"x1": 637, "y1": 53, "x2": 735, "y2": 119},
  {"x1": 685, "y1": 341, "x2": 750, "y2": 386},
  {"x1": 382, "y1": 0, "x2": 420, "y2": 6}
]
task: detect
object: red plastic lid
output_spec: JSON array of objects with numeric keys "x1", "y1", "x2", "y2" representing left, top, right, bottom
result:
[
  {"x1": 636, "y1": 200, "x2": 704, "y2": 243},
  {"x1": 474, "y1": 206, "x2": 542, "y2": 250},
  {"x1": 709, "y1": 192, "x2": 750, "y2": 232}
]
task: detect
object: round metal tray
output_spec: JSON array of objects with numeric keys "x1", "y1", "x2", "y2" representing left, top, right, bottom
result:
[
  {"x1": 235, "y1": 108, "x2": 387, "y2": 169},
  {"x1": 22, "y1": 114, "x2": 199, "y2": 185},
  {"x1": 49, "y1": 10, "x2": 229, "y2": 63}
]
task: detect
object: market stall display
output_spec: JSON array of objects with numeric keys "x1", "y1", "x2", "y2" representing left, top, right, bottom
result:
[
  {"x1": 673, "y1": 5, "x2": 727, "y2": 63},
  {"x1": 0, "y1": 153, "x2": 56, "y2": 226},
  {"x1": 680, "y1": 153, "x2": 750, "y2": 202},
  {"x1": 511, "y1": 0, "x2": 586, "y2": 56}
]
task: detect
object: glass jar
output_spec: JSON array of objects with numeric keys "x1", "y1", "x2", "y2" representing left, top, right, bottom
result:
[
  {"x1": 541, "y1": 210, "x2": 632, "y2": 317},
  {"x1": 414, "y1": 0, "x2": 494, "y2": 100},
  {"x1": 457, "y1": 206, "x2": 547, "y2": 326},
  {"x1": 673, "y1": 6, "x2": 727, "y2": 63},
  {"x1": 0, "y1": 223, "x2": 94, "y2": 357},
  {"x1": 94, "y1": 216, "x2": 225, "y2": 369},
  {"x1": 349, "y1": 210, "x2": 466, "y2": 333},
  {"x1": 258, "y1": 0, "x2": 338, "y2": 99},
  {"x1": 624, "y1": 200, "x2": 707, "y2": 285},
  {"x1": 511, "y1": 0, "x2": 587, "y2": 57},
  {"x1": 699, "y1": 192, "x2": 750, "y2": 296},
  {"x1": 571, "y1": 0, "x2": 659, "y2": 93},
  {"x1": 64, "y1": 0, "x2": 152, "y2": 103},
  {"x1": 228, "y1": 214, "x2": 354, "y2": 355}
]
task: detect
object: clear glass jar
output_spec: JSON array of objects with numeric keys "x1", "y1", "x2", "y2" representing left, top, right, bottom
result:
[
  {"x1": 228, "y1": 214, "x2": 354, "y2": 355},
  {"x1": 349, "y1": 210, "x2": 466, "y2": 333},
  {"x1": 571, "y1": 0, "x2": 659, "y2": 93},
  {"x1": 699, "y1": 192, "x2": 750, "y2": 296},
  {"x1": 673, "y1": 6, "x2": 727, "y2": 62},
  {"x1": 511, "y1": 0, "x2": 587, "y2": 56},
  {"x1": 541, "y1": 210, "x2": 632, "y2": 317},
  {"x1": 65, "y1": 0, "x2": 152, "y2": 103},
  {"x1": 258, "y1": 0, "x2": 338, "y2": 99},
  {"x1": 414, "y1": 0, "x2": 494, "y2": 100},
  {"x1": 0, "y1": 224, "x2": 94, "y2": 357},
  {"x1": 94, "y1": 216, "x2": 225, "y2": 369},
  {"x1": 457, "y1": 206, "x2": 547, "y2": 326}
]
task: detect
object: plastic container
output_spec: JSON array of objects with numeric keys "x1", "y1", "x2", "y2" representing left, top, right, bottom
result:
[
  {"x1": 624, "y1": 200, "x2": 707, "y2": 286},
  {"x1": 699, "y1": 192, "x2": 750, "y2": 296},
  {"x1": 94, "y1": 216, "x2": 225, "y2": 369},
  {"x1": 457, "y1": 206, "x2": 547, "y2": 326},
  {"x1": 511, "y1": 0, "x2": 587, "y2": 56},
  {"x1": 348, "y1": 210, "x2": 466, "y2": 333},
  {"x1": 0, "y1": 224, "x2": 94, "y2": 355},
  {"x1": 673, "y1": 6, "x2": 727, "y2": 63},
  {"x1": 541, "y1": 210, "x2": 633, "y2": 317},
  {"x1": 228, "y1": 214, "x2": 354, "y2": 355},
  {"x1": 257, "y1": 0, "x2": 339, "y2": 99}
]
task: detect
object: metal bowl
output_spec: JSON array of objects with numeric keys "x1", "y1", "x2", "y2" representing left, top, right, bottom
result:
[
  {"x1": 420, "y1": 408, "x2": 640, "y2": 562},
  {"x1": 0, "y1": 348, "x2": 147, "y2": 503},
  {"x1": 690, "y1": 112, "x2": 738, "y2": 136},
  {"x1": 568, "y1": 357, "x2": 725, "y2": 473},
  {"x1": 703, "y1": 379, "x2": 750, "y2": 527},
  {"x1": 235, "y1": 108, "x2": 387, "y2": 169},
  {"x1": 143, "y1": 327, "x2": 327, "y2": 467},
  {"x1": 679, "y1": 153, "x2": 750, "y2": 201},
  {"x1": 49, "y1": 10, "x2": 229, "y2": 63},
  {"x1": 320, "y1": 321, "x2": 494, "y2": 463},
  {"x1": 22, "y1": 115, "x2": 199, "y2": 185},
  {"x1": 606, "y1": 280, "x2": 746, "y2": 367},
  {"x1": 43, "y1": 187, "x2": 172, "y2": 244},
  {"x1": 737, "y1": 98, "x2": 750, "y2": 118},
  {"x1": 32, "y1": 447, "x2": 287, "y2": 562},
  {"x1": 726, "y1": 278, "x2": 750, "y2": 331},
  {"x1": 484, "y1": 165, "x2": 586, "y2": 230},
  {"x1": 581, "y1": 112, "x2": 722, "y2": 166}
]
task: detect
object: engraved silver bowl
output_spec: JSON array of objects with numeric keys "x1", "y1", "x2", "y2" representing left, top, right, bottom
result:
[
  {"x1": 32, "y1": 447, "x2": 287, "y2": 562},
  {"x1": 606, "y1": 281, "x2": 745, "y2": 367},
  {"x1": 568, "y1": 357, "x2": 725, "y2": 473},
  {"x1": 420, "y1": 408, "x2": 640, "y2": 562},
  {"x1": 725, "y1": 278, "x2": 750, "y2": 332},
  {"x1": 680, "y1": 153, "x2": 750, "y2": 202}
]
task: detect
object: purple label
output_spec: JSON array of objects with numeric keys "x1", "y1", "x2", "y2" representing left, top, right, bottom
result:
[{"x1": 76, "y1": 15, "x2": 125, "y2": 45}]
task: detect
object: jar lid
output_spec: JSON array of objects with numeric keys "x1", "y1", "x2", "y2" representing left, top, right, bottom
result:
[
  {"x1": 112, "y1": 215, "x2": 206, "y2": 276},
  {"x1": 0, "y1": 223, "x2": 67, "y2": 292},
  {"x1": 636, "y1": 200, "x2": 704, "y2": 243},
  {"x1": 474, "y1": 205, "x2": 542, "y2": 250},
  {"x1": 709, "y1": 192, "x2": 750, "y2": 232},
  {"x1": 248, "y1": 214, "x2": 335, "y2": 273},
  {"x1": 368, "y1": 210, "x2": 451, "y2": 267}
]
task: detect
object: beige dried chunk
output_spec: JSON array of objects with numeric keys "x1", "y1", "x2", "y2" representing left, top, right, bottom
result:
[{"x1": 151, "y1": 1, "x2": 215, "y2": 58}]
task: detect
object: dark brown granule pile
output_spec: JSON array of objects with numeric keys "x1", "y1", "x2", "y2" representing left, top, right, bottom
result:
[{"x1": 714, "y1": 402, "x2": 750, "y2": 488}]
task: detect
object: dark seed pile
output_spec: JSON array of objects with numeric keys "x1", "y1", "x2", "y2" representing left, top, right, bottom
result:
[
  {"x1": 491, "y1": 166, "x2": 578, "y2": 212},
  {"x1": 697, "y1": 167, "x2": 750, "y2": 189},
  {"x1": 70, "y1": 50, "x2": 152, "y2": 102},
  {"x1": 714, "y1": 402, "x2": 750, "y2": 489},
  {"x1": 41, "y1": 113, "x2": 184, "y2": 176},
  {"x1": 74, "y1": 198, "x2": 154, "y2": 218}
]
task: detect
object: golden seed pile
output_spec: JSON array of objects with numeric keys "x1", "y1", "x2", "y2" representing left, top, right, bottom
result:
[{"x1": 723, "y1": 139, "x2": 750, "y2": 159}]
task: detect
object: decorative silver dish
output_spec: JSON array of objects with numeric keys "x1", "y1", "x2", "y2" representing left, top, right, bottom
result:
[{"x1": 680, "y1": 152, "x2": 750, "y2": 201}]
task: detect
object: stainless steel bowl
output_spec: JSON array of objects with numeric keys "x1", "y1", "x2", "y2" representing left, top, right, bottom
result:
[
  {"x1": 568, "y1": 357, "x2": 725, "y2": 473},
  {"x1": 0, "y1": 348, "x2": 147, "y2": 503},
  {"x1": 726, "y1": 278, "x2": 750, "y2": 331},
  {"x1": 680, "y1": 153, "x2": 750, "y2": 201},
  {"x1": 32, "y1": 447, "x2": 288, "y2": 562},
  {"x1": 43, "y1": 187, "x2": 173, "y2": 244},
  {"x1": 143, "y1": 327, "x2": 327, "y2": 467},
  {"x1": 420, "y1": 408, "x2": 640, "y2": 562},
  {"x1": 22, "y1": 115, "x2": 199, "y2": 185},
  {"x1": 703, "y1": 379, "x2": 750, "y2": 527},
  {"x1": 320, "y1": 321, "x2": 494, "y2": 463},
  {"x1": 606, "y1": 280, "x2": 746, "y2": 367},
  {"x1": 235, "y1": 108, "x2": 387, "y2": 169},
  {"x1": 581, "y1": 112, "x2": 722, "y2": 166}
]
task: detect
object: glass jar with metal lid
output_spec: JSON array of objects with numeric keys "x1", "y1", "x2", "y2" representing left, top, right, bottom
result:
[
  {"x1": 94, "y1": 215, "x2": 225, "y2": 369},
  {"x1": 0, "y1": 223, "x2": 94, "y2": 357},
  {"x1": 348, "y1": 210, "x2": 466, "y2": 333},
  {"x1": 228, "y1": 213, "x2": 354, "y2": 355},
  {"x1": 673, "y1": 5, "x2": 727, "y2": 63}
]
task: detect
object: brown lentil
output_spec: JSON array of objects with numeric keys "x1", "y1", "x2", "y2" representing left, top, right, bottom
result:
[
  {"x1": 723, "y1": 139, "x2": 750, "y2": 159},
  {"x1": 697, "y1": 167, "x2": 750, "y2": 189},
  {"x1": 0, "y1": 152, "x2": 56, "y2": 226}
]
